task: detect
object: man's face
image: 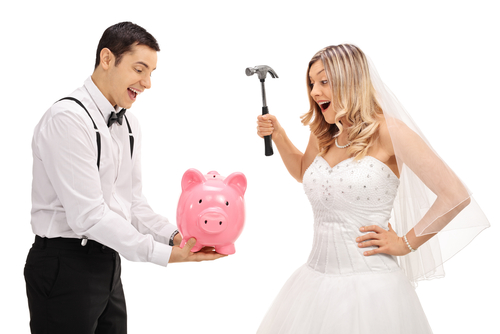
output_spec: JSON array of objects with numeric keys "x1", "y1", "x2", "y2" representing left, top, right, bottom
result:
[{"x1": 106, "y1": 44, "x2": 157, "y2": 109}]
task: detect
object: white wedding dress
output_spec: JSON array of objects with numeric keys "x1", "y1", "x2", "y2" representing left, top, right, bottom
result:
[{"x1": 257, "y1": 156, "x2": 433, "y2": 334}]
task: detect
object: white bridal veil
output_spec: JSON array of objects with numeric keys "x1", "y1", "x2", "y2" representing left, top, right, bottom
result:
[{"x1": 367, "y1": 57, "x2": 490, "y2": 285}]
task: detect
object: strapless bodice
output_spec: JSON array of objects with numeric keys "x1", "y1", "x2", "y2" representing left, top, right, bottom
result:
[{"x1": 303, "y1": 156, "x2": 401, "y2": 275}]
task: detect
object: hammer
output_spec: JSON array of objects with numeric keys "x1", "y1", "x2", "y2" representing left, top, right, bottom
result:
[{"x1": 245, "y1": 65, "x2": 279, "y2": 156}]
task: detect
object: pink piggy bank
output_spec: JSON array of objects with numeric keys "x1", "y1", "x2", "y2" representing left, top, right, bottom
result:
[{"x1": 177, "y1": 169, "x2": 247, "y2": 255}]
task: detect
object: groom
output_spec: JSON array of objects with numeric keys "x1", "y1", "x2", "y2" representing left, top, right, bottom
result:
[{"x1": 24, "y1": 22, "x2": 225, "y2": 334}]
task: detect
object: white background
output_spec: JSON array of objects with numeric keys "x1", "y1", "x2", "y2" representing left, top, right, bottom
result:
[{"x1": 1, "y1": 0, "x2": 498, "y2": 333}]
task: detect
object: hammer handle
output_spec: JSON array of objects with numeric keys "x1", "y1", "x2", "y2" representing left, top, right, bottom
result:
[{"x1": 262, "y1": 106, "x2": 274, "y2": 156}]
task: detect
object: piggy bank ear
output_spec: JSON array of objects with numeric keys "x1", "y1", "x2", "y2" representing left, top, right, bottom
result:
[
  {"x1": 224, "y1": 172, "x2": 247, "y2": 196},
  {"x1": 181, "y1": 169, "x2": 206, "y2": 191}
]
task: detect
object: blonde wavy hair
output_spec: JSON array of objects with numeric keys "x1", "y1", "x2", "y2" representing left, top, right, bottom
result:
[{"x1": 301, "y1": 44, "x2": 383, "y2": 159}]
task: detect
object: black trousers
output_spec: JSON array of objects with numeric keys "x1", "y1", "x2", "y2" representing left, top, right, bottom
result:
[{"x1": 24, "y1": 236, "x2": 127, "y2": 334}]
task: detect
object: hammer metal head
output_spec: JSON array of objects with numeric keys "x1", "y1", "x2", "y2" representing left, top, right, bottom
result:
[{"x1": 245, "y1": 65, "x2": 279, "y2": 81}]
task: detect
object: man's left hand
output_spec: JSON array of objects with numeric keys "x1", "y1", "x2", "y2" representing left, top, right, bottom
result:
[{"x1": 173, "y1": 233, "x2": 182, "y2": 247}]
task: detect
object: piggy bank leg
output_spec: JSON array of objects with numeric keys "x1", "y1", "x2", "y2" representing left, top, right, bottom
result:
[
  {"x1": 215, "y1": 244, "x2": 235, "y2": 255},
  {"x1": 180, "y1": 238, "x2": 188, "y2": 248}
]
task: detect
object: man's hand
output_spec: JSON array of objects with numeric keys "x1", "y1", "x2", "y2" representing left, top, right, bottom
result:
[
  {"x1": 173, "y1": 232, "x2": 182, "y2": 246},
  {"x1": 168, "y1": 238, "x2": 227, "y2": 263}
]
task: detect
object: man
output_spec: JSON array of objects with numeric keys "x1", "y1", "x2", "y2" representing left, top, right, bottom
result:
[{"x1": 24, "y1": 22, "x2": 225, "y2": 334}]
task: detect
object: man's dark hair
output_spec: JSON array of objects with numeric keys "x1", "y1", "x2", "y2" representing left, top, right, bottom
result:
[{"x1": 94, "y1": 22, "x2": 160, "y2": 69}]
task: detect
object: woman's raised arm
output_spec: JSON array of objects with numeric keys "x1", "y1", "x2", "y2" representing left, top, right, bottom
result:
[{"x1": 257, "y1": 114, "x2": 319, "y2": 183}]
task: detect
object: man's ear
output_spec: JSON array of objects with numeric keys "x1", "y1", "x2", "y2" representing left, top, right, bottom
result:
[{"x1": 99, "y1": 48, "x2": 114, "y2": 70}]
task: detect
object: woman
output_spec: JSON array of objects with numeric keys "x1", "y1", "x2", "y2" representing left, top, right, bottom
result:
[{"x1": 255, "y1": 45, "x2": 489, "y2": 333}]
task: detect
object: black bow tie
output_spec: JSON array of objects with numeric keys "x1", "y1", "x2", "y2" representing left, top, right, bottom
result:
[{"x1": 107, "y1": 109, "x2": 127, "y2": 127}]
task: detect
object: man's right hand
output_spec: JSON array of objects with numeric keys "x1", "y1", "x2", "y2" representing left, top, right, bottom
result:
[{"x1": 168, "y1": 238, "x2": 227, "y2": 263}]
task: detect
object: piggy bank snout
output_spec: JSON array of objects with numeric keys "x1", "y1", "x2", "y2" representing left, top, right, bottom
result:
[{"x1": 198, "y1": 208, "x2": 228, "y2": 234}]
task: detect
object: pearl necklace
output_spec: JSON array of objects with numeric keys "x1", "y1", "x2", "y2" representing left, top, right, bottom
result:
[{"x1": 335, "y1": 137, "x2": 351, "y2": 149}]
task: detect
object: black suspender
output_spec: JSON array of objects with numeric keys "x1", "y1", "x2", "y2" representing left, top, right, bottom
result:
[
  {"x1": 123, "y1": 115, "x2": 134, "y2": 158},
  {"x1": 57, "y1": 97, "x2": 134, "y2": 169}
]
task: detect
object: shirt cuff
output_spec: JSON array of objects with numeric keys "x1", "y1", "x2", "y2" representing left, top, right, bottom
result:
[
  {"x1": 150, "y1": 241, "x2": 172, "y2": 267},
  {"x1": 154, "y1": 223, "x2": 179, "y2": 245}
]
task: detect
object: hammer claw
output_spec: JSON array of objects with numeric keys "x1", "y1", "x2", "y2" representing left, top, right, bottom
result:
[{"x1": 268, "y1": 69, "x2": 278, "y2": 79}]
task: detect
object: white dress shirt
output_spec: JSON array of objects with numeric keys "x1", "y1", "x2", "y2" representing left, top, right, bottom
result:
[{"x1": 31, "y1": 77, "x2": 176, "y2": 266}]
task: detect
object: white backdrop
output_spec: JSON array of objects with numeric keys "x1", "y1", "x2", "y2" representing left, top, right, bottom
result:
[{"x1": 1, "y1": 0, "x2": 498, "y2": 333}]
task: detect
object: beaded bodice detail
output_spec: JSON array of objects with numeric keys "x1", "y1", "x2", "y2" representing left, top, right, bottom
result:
[{"x1": 303, "y1": 156, "x2": 401, "y2": 275}]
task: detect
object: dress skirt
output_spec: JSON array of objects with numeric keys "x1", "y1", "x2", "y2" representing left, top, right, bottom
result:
[{"x1": 257, "y1": 264, "x2": 433, "y2": 334}]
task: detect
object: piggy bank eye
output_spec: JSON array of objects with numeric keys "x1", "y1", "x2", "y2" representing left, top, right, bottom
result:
[
  {"x1": 225, "y1": 201, "x2": 229, "y2": 206},
  {"x1": 199, "y1": 199, "x2": 202, "y2": 204}
]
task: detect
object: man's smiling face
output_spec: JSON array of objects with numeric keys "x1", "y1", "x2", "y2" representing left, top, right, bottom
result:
[{"x1": 104, "y1": 43, "x2": 157, "y2": 109}]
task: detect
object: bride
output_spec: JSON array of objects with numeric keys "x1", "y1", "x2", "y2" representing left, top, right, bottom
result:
[{"x1": 255, "y1": 44, "x2": 489, "y2": 333}]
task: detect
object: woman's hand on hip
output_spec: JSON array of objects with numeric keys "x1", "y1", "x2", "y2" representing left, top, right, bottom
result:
[{"x1": 356, "y1": 223, "x2": 410, "y2": 256}]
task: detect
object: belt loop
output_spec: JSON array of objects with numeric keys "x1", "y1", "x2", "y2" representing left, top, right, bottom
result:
[{"x1": 41, "y1": 236, "x2": 47, "y2": 249}]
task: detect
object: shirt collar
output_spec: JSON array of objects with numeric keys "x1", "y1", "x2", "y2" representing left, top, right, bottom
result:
[{"x1": 84, "y1": 76, "x2": 121, "y2": 122}]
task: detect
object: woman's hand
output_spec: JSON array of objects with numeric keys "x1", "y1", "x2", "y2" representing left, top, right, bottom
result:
[
  {"x1": 257, "y1": 114, "x2": 282, "y2": 139},
  {"x1": 256, "y1": 114, "x2": 319, "y2": 183},
  {"x1": 356, "y1": 223, "x2": 410, "y2": 256}
]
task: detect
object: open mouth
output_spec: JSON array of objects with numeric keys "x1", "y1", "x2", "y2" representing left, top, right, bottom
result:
[
  {"x1": 128, "y1": 88, "x2": 141, "y2": 100},
  {"x1": 319, "y1": 101, "x2": 331, "y2": 111}
]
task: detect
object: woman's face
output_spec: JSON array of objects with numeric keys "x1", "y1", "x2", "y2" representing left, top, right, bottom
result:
[{"x1": 309, "y1": 60, "x2": 335, "y2": 124}]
